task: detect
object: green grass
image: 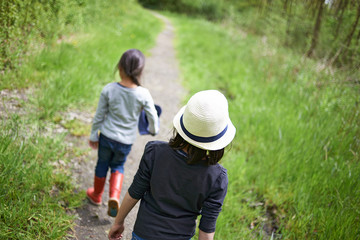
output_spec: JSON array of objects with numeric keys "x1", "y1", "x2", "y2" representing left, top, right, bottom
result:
[
  {"x1": 170, "y1": 14, "x2": 360, "y2": 239},
  {"x1": 2, "y1": 1, "x2": 359, "y2": 238},
  {"x1": 28, "y1": 2, "x2": 162, "y2": 119},
  {"x1": 0, "y1": 116, "x2": 83, "y2": 239},
  {"x1": 0, "y1": 1, "x2": 162, "y2": 239}
]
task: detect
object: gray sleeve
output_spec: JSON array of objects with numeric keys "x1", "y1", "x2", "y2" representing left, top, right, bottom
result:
[
  {"x1": 128, "y1": 142, "x2": 155, "y2": 199},
  {"x1": 142, "y1": 90, "x2": 159, "y2": 135},
  {"x1": 90, "y1": 88, "x2": 109, "y2": 141},
  {"x1": 199, "y1": 171, "x2": 228, "y2": 233}
]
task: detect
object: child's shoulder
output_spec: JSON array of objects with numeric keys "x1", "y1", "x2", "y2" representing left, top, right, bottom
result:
[
  {"x1": 105, "y1": 82, "x2": 117, "y2": 87},
  {"x1": 208, "y1": 161, "x2": 227, "y2": 177},
  {"x1": 135, "y1": 85, "x2": 151, "y2": 95},
  {"x1": 145, "y1": 140, "x2": 168, "y2": 149},
  {"x1": 102, "y1": 82, "x2": 118, "y2": 91},
  {"x1": 102, "y1": 82, "x2": 147, "y2": 93},
  {"x1": 215, "y1": 163, "x2": 228, "y2": 181},
  {"x1": 143, "y1": 141, "x2": 169, "y2": 157}
]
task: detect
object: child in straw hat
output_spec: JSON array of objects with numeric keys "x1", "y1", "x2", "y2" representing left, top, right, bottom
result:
[{"x1": 108, "y1": 90, "x2": 236, "y2": 240}]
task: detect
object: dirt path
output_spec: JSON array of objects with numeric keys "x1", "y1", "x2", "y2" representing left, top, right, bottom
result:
[{"x1": 68, "y1": 12, "x2": 184, "y2": 240}]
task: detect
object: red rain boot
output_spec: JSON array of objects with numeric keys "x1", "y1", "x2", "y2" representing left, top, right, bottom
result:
[
  {"x1": 108, "y1": 171, "x2": 124, "y2": 217},
  {"x1": 86, "y1": 176, "x2": 106, "y2": 205}
]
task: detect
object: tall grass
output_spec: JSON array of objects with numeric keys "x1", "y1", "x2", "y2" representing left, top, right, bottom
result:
[
  {"x1": 12, "y1": 1, "x2": 162, "y2": 119},
  {"x1": 170, "y1": 14, "x2": 360, "y2": 239},
  {"x1": 0, "y1": 1, "x2": 162, "y2": 238},
  {"x1": 0, "y1": 116, "x2": 82, "y2": 239}
]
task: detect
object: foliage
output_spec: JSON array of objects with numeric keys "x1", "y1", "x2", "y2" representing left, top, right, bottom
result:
[
  {"x1": 62, "y1": 119, "x2": 91, "y2": 137},
  {"x1": 1, "y1": 0, "x2": 162, "y2": 118},
  {"x1": 170, "y1": 13, "x2": 360, "y2": 239},
  {"x1": 0, "y1": 0, "x2": 162, "y2": 239},
  {"x1": 0, "y1": 116, "x2": 83, "y2": 239},
  {"x1": 227, "y1": 0, "x2": 360, "y2": 68},
  {"x1": 140, "y1": 0, "x2": 360, "y2": 69},
  {"x1": 0, "y1": 0, "x2": 86, "y2": 71},
  {"x1": 138, "y1": 0, "x2": 225, "y2": 20},
  {"x1": 30, "y1": 2, "x2": 161, "y2": 119}
]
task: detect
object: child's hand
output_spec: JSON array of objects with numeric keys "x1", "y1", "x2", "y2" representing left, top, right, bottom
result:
[
  {"x1": 89, "y1": 140, "x2": 99, "y2": 150},
  {"x1": 108, "y1": 222, "x2": 124, "y2": 240}
]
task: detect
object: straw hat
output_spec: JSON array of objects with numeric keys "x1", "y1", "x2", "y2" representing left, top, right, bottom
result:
[{"x1": 173, "y1": 90, "x2": 236, "y2": 150}]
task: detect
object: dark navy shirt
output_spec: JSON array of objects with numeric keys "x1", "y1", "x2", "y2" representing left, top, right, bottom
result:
[{"x1": 128, "y1": 141, "x2": 228, "y2": 240}]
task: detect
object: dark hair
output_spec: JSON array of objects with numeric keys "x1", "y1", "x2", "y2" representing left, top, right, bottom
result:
[
  {"x1": 169, "y1": 131, "x2": 225, "y2": 165},
  {"x1": 117, "y1": 49, "x2": 145, "y2": 86}
]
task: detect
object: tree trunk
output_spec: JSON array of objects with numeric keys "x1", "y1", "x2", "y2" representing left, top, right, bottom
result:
[
  {"x1": 306, "y1": 0, "x2": 325, "y2": 57},
  {"x1": 329, "y1": 2, "x2": 360, "y2": 66},
  {"x1": 283, "y1": 0, "x2": 289, "y2": 15},
  {"x1": 341, "y1": 2, "x2": 360, "y2": 63},
  {"x1": 284, "y1": 0, "x2": 293, "y2": 46},
  {"x1": 356, "y1": 26, "x2": 360, "y2": 44},
  {"x1": 334, "y1": 0, "x2": 348, "y2": 40},
  {"x1": 351, "y1": 28, "x2": 360, "y2": 62},
  {"x1": 344, "y1": 3, "x2": 360, "y2": 49},
  {"x1": 334, "y1": 0, "x2": 344, "y2": 16}
]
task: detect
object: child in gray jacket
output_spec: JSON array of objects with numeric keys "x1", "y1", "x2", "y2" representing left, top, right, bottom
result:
[{"x1": 87, "y1": 49, "x2": 159, "y2": 217}]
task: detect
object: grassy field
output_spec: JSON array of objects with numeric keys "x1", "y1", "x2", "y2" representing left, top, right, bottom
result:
[
  {"x1": 0, "y1": 1, "x2": 162, "y2": 239},
  {"x1": 2, "y1": 1, "x2": 359, "y2": 239},
  {"x1": 10, "y1": 2, "x2": 162, "y2": 119},
  {"x1": 170, "y1": 14, "x2": 360, "y2": 239},
  {"x1": 0, "y1": 117, "x2": 82, "y2": 239}
]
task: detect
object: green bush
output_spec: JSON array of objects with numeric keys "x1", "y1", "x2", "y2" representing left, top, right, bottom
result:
[
  {"x1": 146, "y1": 0, "x2": 360, "y2": 68},
  {"x1": 224, "y1": 0, "x2": 360, "y2": 68},
  {"x1": 138, "y1": 0, "x2": 225, "y2": 20},
  {"x1": 0, "y1": 0, "x2": 87, "y2": 71}
]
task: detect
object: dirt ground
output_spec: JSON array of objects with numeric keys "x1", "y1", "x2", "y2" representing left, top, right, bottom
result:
[{"x1": 67, "y1": 13, "x2": 185, "y2": 240}]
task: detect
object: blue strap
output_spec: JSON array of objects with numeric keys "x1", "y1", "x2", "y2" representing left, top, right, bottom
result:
[{"x1": 180, "y1": 115, "x2": 227, "y2": 143}]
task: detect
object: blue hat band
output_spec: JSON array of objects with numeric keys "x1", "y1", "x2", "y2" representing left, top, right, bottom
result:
[{"x1": 180, "y1": 115, "x2": 228, "y2": 143}]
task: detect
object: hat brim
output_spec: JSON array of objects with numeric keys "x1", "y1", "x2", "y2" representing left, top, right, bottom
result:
[{"x1": 173, "y1": 106, "x2": 236, "y2": 151}]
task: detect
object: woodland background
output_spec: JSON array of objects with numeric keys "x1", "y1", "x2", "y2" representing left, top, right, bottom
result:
[{"x1": 1, "y1": 0, "x2": 359, "y2": 239}]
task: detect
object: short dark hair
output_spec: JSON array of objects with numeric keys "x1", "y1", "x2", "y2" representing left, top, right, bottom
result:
[
  {"x1": 169, "y1": 131, "x2": 225, "y2": 165},
  {"x1": 117, "y1": 49, "x2": 145, "y2": 86}
]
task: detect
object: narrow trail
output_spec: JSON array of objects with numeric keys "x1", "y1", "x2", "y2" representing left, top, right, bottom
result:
[{"x1": 69, "y1": 13, "x2": 185, "y2": 240}]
